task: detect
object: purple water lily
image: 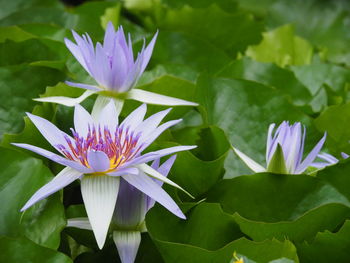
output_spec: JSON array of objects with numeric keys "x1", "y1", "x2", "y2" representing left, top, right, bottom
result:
[
  {"x1": 233, "y1": 121, "x2": 329, "y2": 174},
  {"x1": 13, "y1": 100, "x2": 195, "y2": 249},
  {"x1": 35, "y1": 22, "x2": 197, "y2": 107},
  {"x1": 68, "y1": 156, "x2": 177, "y2": 263}
]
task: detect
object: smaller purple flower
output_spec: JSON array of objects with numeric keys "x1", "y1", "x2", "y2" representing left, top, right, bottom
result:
[
  {"x1": 35, "y1": 22, "x2": 198, "y2": 107},
  {"x1": 232, "y1": 121, "x2": 329, "y2": 174},
  {"x1": 13, "y1": 100, "x2": 195, "y2": 249}
]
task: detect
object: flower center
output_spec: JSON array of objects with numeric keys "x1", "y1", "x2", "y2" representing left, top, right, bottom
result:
[{"x1": 57, "y1": 125, "x2": 142, "y2": 171}]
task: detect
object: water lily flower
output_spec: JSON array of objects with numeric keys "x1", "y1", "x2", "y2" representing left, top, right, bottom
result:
[
  {"x1": 13, "y1": 100, "x2": 195, "y2": 249},
  {"x1": 34, "y1": 22, "x2": 198, "y2": 108},
  {"x1": 68, "y1": 156, "x2": 177, "y2": 263},
  {"x1": 232, "y1": 121, "x2": 328, "y2": 174}
]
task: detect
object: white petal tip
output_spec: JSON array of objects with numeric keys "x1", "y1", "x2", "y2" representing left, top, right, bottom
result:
[
  {"x1": 231, "y1": 145, "x2": 266, "y2": 173},
  {"x1": 129, "y1": 89, "x2": 199, "y2": 106},
  {"x1": 96, "y1": 237, "x2": 106, "y2": 249},
  {"x1": 81, "y1": 176, "x2": 120, "y2": 250},
  {"x1": 113, "y1": 231, "x2": 141, "y2": 263}
]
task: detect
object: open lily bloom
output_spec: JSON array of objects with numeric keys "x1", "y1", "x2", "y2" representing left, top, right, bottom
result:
[
  {"x1": 13, "y1": 101, "x2": 195, "y2": 249},
  {"x1": 68, "y1": 156, "x2": 177, "y2": 263},
  {"x1": 232, "y1": 121, "x2": 329, "y2": 174},
  {"x1": 34, "y1": 22, "x2": 197, "y2": 108}
]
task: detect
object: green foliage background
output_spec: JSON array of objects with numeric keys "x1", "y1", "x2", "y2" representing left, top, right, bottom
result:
[{"x1": 1, "y1": 0, "x2": 350, "y2": 262}]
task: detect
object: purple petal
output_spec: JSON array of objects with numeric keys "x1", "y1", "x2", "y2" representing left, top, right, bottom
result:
[
  {"x1": 110, "y1": 41, "x2": 128, "y2": 91},
  {"x1": 64, "y1": 38, "x2": 91, "y2": 75},
  {"x1": 284, "y1": 122, "x2": 302, "y2": 173},
  {"x1": 342, "y1": 152, "x2": 349, "y2": 159},
  {"x1": 122, "y1": 172, "x2": 185, "y2": 219},
  {"x1": 125, "y1": 145, "x2": 196, "y2": 167},
  {"x1": 150, "y1": 158, "x2": 160, "y2": 170},
  {"x1": 139, "y1": 31, "x2": 158, "y2": 74},
  {"x1": 113, "y1": 178, "x2": 147, "y2": 227},
  {"x1": 97, "y1": 99, "x2": 119, "y2": 132},
  {"x1": 71, "y1": 31, "x2": 96, "y2": 75},
  {"x1": 87, "y1": 151, "x2": 110, "y2": 172},
  {"x1": 148, "y1": 155, "x2": 177, "y2": 209},
  {"x1": 94, "y1": 42, "x2": 110, "y2": 87},
  {"x1": 107, "y1": 167, "x2": 139, "y2": 177},
  {"x1": 126, "y1": 33, "x2": 134, "y2": 67},
  {"x1": 103, "y1": 22, "x2": 116, "y2": 55},
  {"x1": 21, "y1": 167, "x2": 82, "y2": 211},
  {"x1": 267, "y1": 121, "x2": 288, "y2": 162},
  {"x1": 296, "y1": 133, "x2": 327, "y2": 174},
  {"x1": 25, "y1": 113, "x2": 72, "y2": 153},
  {"x1": 297, "y1": 125, "x2": 306, "y2": 166},
  {"x1": 138, "y1": 119, "x2": 182, "y2": 151},
  {"x1": 135, "y1": 108, "x2": 171, "y2": 139},
  {"x1": 12, "y1": 143, "x2": 91, "y2": 174},
  {"x1": 317, "y1": 153, "x2": 339, "y2": 164},
  {"x1": 120, "y1": 104, "x2": 147, "y2": 130},
  {"x1": 65, "y1": 81, "x2": 100, "y2": 91},
  {"x1": 74, "y1": 104, "x2": 94, "y2": 137},
  {"x1": 156, "y1": 155, "x2": 176, "y2": 179},
  {"x1": 120, "y1": 53, "x2": 144, "y2": 92},
  {"x1": 266, "y1": 123, "x2": 276, "y2": 161}
]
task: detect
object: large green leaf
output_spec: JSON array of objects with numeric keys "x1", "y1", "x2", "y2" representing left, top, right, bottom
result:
[
  {"x1": 168, "y1": 126, "x2": 230, "y2": 198},
  {"x1": 0, "y1": 65, "x2": 65, "y2": 139},
  {"x1": 297, "y1": 220, "x2": 350, "y2": 263},
  {"x1": 266, "y1": 0, "x2": 350, "y2": 65},
  {"x1": 0, "y1": 6, "x2": 76, "y2": 29},
  {"x1": 206, "y1": 173, "x2": 350, "y2": 222},
  {"x1": 147, "y1": 203, "x2": 298, "y2": 262},
  {"x1": 217, "y1": 57, "x2": 312, "y2": 107},
  {"x1": 0, "y1": 25, "x2": 35, "y2": 42},
  {"x1": 290, "y1": 59, "x2": 350, "y2": 96},
  {"x1": 0, "y1": 38, "x2": 67, "y2": 66},
  {"x1": 0, "y1": 1, "x2": 114, "y2": 39},
  {"x1": 1, "y1": 103, "x2": 56, "y2": 156},
  {"x1": 0, "y1": 147, "x2": 66, "y2": 249},
  {"x1": 0, "y1": 236, "x2": 72, "y2": 263},
  {"x1": 0, "y1": 0, "x2": 61, "y2": 20},
  {"x1": 146, "y1": 203, "x2": 244, "y2": 251},
  {"x1": 246, "y1": 24, "x2": 313, "y2": 67},
  {"x1": 161, "y1": 0, "x2": 238, "y2": 10},
  {"x1": 147, "y1": 3, "x2": 263, "y2": 56},
  {"x1": 150, "y1": 31, "x2": 231, "y2": 74},
  {"x1": 149, "y1": 238, "x2": 299, "y2": 263},
  {"x1": 233, "y1": 203, "x2": 350, "y2": 243},
  {"x1": 317, "y1": 160, "x2": 350, "y2": 201},
  {"x1": 314, "y1": 102, "x2": 350, "y2": 154}
]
